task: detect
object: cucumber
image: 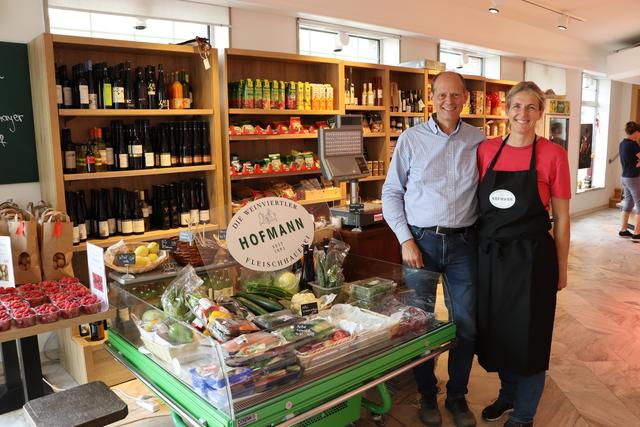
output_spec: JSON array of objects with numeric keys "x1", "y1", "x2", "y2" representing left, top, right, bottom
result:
[
  {"x1": 237, "y1": 292, "x2": 284, "y2": 312},
  {"x1": 244, "y1": 283, "x2": 293, "y2": 299},
  {"x1": 234, "y1": 296, "x2": 268, "y2": 315}
]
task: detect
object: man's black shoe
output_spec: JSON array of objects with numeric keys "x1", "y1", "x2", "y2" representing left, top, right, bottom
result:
[
  {"x1": 504, "y1": 418, "x2": 533, "y2": 427},
  {"x1": 619, "y1": 230, "x2": 633, "y2": 238},
  {"x1": 445, "y1": 397, "x2": 476, "y2": 427},
  {"x1": 482, "y1": 399, "x2": 514, "y2": 421},
  {"x1": 418, "y1": 397, "x2": 442, "y2": 426}
]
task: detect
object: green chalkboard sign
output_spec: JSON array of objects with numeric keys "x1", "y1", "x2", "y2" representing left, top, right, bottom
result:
[{"x1": 0, "y1": 42, "x2": 38, "y2": 184}]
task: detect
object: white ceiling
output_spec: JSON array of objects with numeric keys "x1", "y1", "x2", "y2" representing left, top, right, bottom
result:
[{"x1": 458, "y1": 0, "x2": 640, "y2": 53}]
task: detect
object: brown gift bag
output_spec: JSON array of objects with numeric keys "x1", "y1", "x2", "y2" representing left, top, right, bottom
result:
[
  {"x1": 0, "y1": 207, "x2": 43, "y2": 284},
  {"x1": 38, "y1": 209, "x2": 74, "y2": 280}
]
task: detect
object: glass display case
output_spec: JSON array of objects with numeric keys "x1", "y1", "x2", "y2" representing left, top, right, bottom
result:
[{"x1": 106, "y1": 253, "x2": 455, "y2": 427}]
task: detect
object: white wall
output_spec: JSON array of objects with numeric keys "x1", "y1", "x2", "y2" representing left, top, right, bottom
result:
[
  {"x1": 501, "y1": 57, "x2": 524, "y2": 82},
  {"x1": 230, "y1": 8, "x2": 297, "y2": 53},
  {"x1": 400, "y1": 37, "x2": 438, "y2": 64}
]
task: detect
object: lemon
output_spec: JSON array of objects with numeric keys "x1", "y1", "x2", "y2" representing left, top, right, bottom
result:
[
  {"x1": 147, "y1": 242, "x2": 160, "y2": 254},
  {"x1": 148, "y1": 253, "x2": 158, "y2": 263},
  {"x1": 134, "y1": 245, "x2": 149, "y2": 257},
  {"x1": 135, "y1": 255, "x2": 150, "y2": 266}
]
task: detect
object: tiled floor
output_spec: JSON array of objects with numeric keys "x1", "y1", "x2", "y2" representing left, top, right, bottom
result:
[{"x1": 1, "y1": 208, "x2": 639, "y2": 426}]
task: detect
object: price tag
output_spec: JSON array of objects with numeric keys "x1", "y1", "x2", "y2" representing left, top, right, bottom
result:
[
  {"x1": 218, "y1": 228, "x2": 227, "y2": 241},
  {"x1": 86, "y1": 243, "x2": 108, "y2": 309},
  {"x1": 116, "y1": 253, "x2": 136, "y2": 266},
  {"x1": 0, "y1": 236, "x2": 16, "y2": 288},
  {"x1": 348, "y1": 203, "x2": 365, "y2": 214},
  {"x1": 179, "y1": 230, "x2": 193, "y2": 243},
  {"x1": 293, "y1": 323, "x2": 313, "y2": 335},
  {"x1": 300, "y1": 302, "x2": 319, "y2": 316},
  {"x1": 202, "y1": 57, "x2": 211, "y2": 70},
  {"x1": 160, "y1": 239, "x2": 177, "y2": 251}
]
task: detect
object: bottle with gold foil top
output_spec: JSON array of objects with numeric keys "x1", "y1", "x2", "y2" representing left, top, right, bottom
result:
[{"x1": 169, "y1": 72, "x2": 184, "y2": 109}]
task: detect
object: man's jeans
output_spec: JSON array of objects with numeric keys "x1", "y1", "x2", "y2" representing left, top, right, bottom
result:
[
  {"x1": 499, "y1": 370, "x2": 546, "y2": 423},
  {"x1": 405, "y1": 225, "x2": 477, "y2": 402}
]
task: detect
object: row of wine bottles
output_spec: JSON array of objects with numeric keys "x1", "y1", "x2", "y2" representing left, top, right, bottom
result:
[
  {"x1": 56, "y1": 61, "x2": 193, "y2": 110},
  {"x1": 65, "y1": 178, "x2": 210, "y2": 244},
  {"x1": 62, "y1": 120, "x2": 211, "y2": 174}
]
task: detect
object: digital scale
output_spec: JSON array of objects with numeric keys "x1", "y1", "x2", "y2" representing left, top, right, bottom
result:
[{"x1": 319, "y1": 115, "x2": 384, "y2": 231}]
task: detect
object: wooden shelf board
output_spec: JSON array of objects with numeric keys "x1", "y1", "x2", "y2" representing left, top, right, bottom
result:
[
  {"x1": 390, "y1": 132, "x2": 403, "y2": 138},
  {"x1": 226, "y1": 48, "x2": 341, "y2": 65},
  {"x1": 298, "y1": 196, "x2": 342, "y2": 205},
  {"x1": 0, "y1": 308, "x2": 116, "y2": 343},
  {"x1": 364, "y1": 133, "x2": 386, "y2": 138},
  {"x1": 387, "y1": 65, "x2": 426, "y2": 75},
  {"x1": 345, "y1": 105, "x2": 386, "y2": 111},
  {"x1": 231, "y1": 170, "x2": 321, "y2": 181},
  {"x1": 389, "y1": 112, "x2": 424, "y2": 117},
  {"x1": 64, "y1": 165, "x2": 214, "y2": 181},
  {"x1": 360, "y1": 175, "x2": 386, "y2": 182},
  {"x1": 72, "y1": 223, "x2": 218, "y2": 252},
  {"x1": 229, "y1": 109, "x2": 341, "y2": 116},
  {"x1": 229, "y1": 134, "x2": 317, "y2": 141},
  {"x1": 58, "y1": 109, "x2": 212, "y2": 117},
  {"x1": 52, "y1": 34, "x2": 201, "y2": 55},
  {"x1": 485, "y1": 115, "x2": 509, "y2": 120},
  {"x1": 461, "y1": 114, "x2": 485, "y2": 119}
]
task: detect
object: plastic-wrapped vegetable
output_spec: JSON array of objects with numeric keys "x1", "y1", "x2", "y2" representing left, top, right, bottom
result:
[
  {"x1": 161, "y1": 265, "x2": 204, "y2": 322},
  {"x1": 314, "y1": 239, "x2": 350, "y2": 289}
]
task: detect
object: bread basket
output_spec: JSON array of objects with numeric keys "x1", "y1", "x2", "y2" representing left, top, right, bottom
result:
[
  {"x1": 171, "y1": 236, "x2": 219, "y2": 267},
  {"x1": 104, "y1": 240, "x2": 168, "y2": 273}
]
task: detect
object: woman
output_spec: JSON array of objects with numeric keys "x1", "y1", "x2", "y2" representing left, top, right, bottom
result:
[
  {"x1": 476, "y1": 81, "x2": 571, "y2": 427},
  {"x1": 618, "y1": 121, "x2": 640, "y2": 239}
]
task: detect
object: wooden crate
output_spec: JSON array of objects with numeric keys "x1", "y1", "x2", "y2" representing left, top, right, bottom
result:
[{"x1": 58, "y1": 327, "x2": 134, "y2": 386}]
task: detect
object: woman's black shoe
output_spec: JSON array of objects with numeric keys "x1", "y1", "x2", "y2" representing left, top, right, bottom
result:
[
  {"x1": 619, "y1": 230, "x2": 633, "y2": 238},
  {"x1": 482, "y1": 399, "x2": 514, "y2": 422},
  {"x1": 504, "y1": 418, "x2": 533, "y2": 427}
]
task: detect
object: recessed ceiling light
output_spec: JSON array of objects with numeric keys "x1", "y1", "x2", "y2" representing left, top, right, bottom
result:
[
  {"x1": 557, "y1": 14, "x2": 568, "y2": 30},
  {"x1": 489, "y1": 1, "x2": 500, "y2": 14}
]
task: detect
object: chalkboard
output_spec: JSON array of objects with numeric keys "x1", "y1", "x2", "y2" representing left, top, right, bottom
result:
[{"x1": 0, "y1": 42, "x2": 38, "y2": 184}]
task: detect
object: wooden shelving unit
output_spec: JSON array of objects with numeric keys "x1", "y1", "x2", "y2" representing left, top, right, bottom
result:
[
  {"x1": 224, "y1": 48, "x2": 344, "y2": 214},
  {"x1": 28, "y1": 34, "x2": 226, "y2": 247},
  {"x1": 345, "y1": 105, "x2": 386, "y2": 111}
]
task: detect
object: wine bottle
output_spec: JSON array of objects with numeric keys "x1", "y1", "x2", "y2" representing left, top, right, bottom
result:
[
  {"x1": 113, "y1": 121, "x2": 129, "y2": 170},
  {"x1": 124, "y1": 62, "x2": 135, "y2": 109},
  {"x1": 55, "y1": 64, "x2": 63, "y2": 109},
  {"x1": 157, "y1": 64, "x2": 168, "y2": 109},
  {"x1": 86, "y1": 60, "x2": 98, "y2": 110},
  {"x1": 96, "y1": 189, "x2": 109, "y2": 239},
  {"x1": 201, "y1": 121, "x2": 211, "y2": 164},
  {"x1": 198, "y1": 178, "x2": 210, "y2": 224},
  {"x1": 168, "y1": 183, "x2": 180, "y2": 228},
  {"x1": 184, "y1": 72, "x2": 193, "y2": 109},
  {"x1": 169, "y1": 71, "x2": 183, "y2": 109},
  {"x1": 142, "y1": 121, "x2": 154, "y2": 168},
  {"x1": 179, "y1": 182, "x2": 190, "y2": 227},
  {"x1": 85, "y1": 137, "x2": 97, "y2": 173},
  {"x1": 192, "y1": 122, "x2": 202, "y2": 165},
  {"x1": 61, "y1": 65, "x2": 73, "y2": 109},
  {"x1": 139, "y1": 190, "x2": 151, "y2": 232},
  {"x1": 114, "y1": 188, "x2": 122, "y2": 234},
  {"x1": 299, "y1": 244, "x2": 315, "y2": 291},
  {"x1": 61, "y1": 128, "x2": 76, "y2": 174},
  {"x1": 158, "y1": 185, "x2": 171, "y2": 230},
  {"x1": 159, "y1": 124, "x2": 171, "y2": 167},
  {"x1": 94, "y1": 128, "x2": 107, "y2": 173},
  {"x1": 112, "y1": 66, "x2": 125, "y2": 109},
  {"x1": 135, "y1": 67, "x2": 148, "y2": 109},
  {"x1": 189, "y1": 180, "x2": 199, "y2": 225},
  {"x1": 100, "y1": 63, "x2": 113, "y2": 109},
  {"x1": 120, "y1": 190, "x2": 133, "y2": 236},
  {"x1": 131, "y1": 191, "x2": 145, "y2": 235},
  {"x1": 180, "y1": 122, "x2": 193, "y2": 165},
  {"x1": 66, "y1": 192, "x2": 80, "y2": 245},
  {"x1": 104, "y1": 189, "x2": 117, "y2": 236},
  {"x1": 76, "y1": 191, "x2": 88, "y2": 242},
  {"x1": 146, "y1": 65, "x2": 157, "y2": 109},
  {"x1": 129, "y1": 126, "x2": 143, "y2": 170},
  {"x1": 77, "y1": 64, "x2": 89, "y2": 109},
  {"x1": 101, "y1": 126, "x2": 114, "y2": 171},
  {"x1": 169, "y1": 123, "x2": 179, "y2": 166}
]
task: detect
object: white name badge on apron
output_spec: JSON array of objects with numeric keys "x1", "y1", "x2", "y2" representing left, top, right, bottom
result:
[{"x1": 489, "y1": 189, "x2": 516, "y2": 209}]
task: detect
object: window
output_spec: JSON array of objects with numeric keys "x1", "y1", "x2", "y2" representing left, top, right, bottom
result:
[
  {"x1": 439, "y1": 50, "x2": 484, "y2": 76},
  {"x1": 298, "y1": 27, "x2": 382, "y2": 64},
  {"x1": 48, "y1": 7, "x2": 229, "y2": 49},
  {"x1": 577, "y1": 74, "x2": 611, "y2": 193}
]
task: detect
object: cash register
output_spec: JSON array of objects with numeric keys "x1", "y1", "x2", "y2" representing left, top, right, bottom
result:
[{"x1": 319, "y1": 115, "x2": 384, "y2": 231}]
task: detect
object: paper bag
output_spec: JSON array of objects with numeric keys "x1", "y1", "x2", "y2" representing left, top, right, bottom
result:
[
  {"x1": 0, "y1": 209, "x2": 43, "y2": 284},
  {"x1": 39, "y1": 210, "x2": 74, "y2": 280}
]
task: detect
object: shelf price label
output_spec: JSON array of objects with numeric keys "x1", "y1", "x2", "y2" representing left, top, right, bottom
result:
[
  {"x1": 179, "y1": 230, "x2": 193, "y2": 243},
  {"x1": 300, "y1": 302, "x2": 319, "y2": 316},
  {"x1": 293, "y1": 322, "x2": 313, "y2": 335},
  {"x1": 116, "y1": 252, "x2": 136, "y2": 266},
  {"x1": 348, "y1": 203, "x2": 365, "y2": 214},
  {"x1": 160, "y1": 239, "x2": 177, "y2": 251},
  {"x1": 86, "y1": 243, "x2": 109, "y2": 309}
]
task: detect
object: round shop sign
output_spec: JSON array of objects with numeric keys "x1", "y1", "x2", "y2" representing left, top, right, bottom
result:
[
  {"x1": 489, "y1": 189, "x2": 516, "y2": 209},
  {"x1": 226, "y1": 197, "x2": 314, "y2": 271}
]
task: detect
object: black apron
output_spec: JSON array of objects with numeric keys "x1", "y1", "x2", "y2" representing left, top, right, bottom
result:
[{"x1": 477, "y1": 135, "x2": 559, "y2": 376}]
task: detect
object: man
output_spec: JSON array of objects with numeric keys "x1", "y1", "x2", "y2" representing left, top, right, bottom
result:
[{"x1": 382, "y1": 71, "x2": 483, "y2": 427}]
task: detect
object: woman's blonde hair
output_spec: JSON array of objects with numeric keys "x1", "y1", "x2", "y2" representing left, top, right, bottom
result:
[{"x1": 505, "y1": 81, "x2": 546, "y2": 111}]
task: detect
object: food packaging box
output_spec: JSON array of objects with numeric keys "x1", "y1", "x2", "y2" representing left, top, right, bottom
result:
[{"x1": 349, "y1": 277, "x2": 396, "y2": 301}]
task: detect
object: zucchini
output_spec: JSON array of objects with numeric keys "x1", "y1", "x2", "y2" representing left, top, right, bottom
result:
[
  {"x1": 244, "y1": 283, "x2": 293, "y2": 299},
  {"x1": 234, "y1": 296, "x2": 268, "y2": 315},
  {"x1": 237, "y1": 292, "x2": 284, "y2": 312}
]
